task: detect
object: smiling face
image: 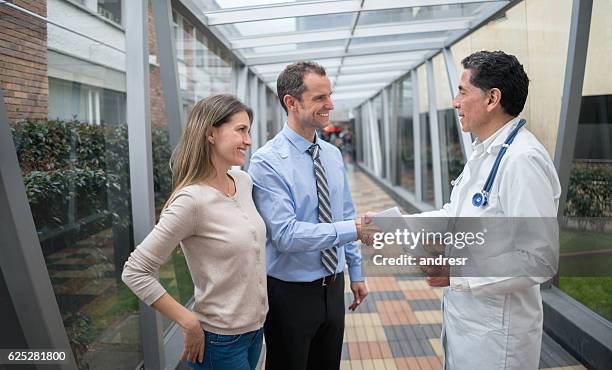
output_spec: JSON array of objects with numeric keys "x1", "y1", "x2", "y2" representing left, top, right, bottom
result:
[
  {"x1": 290, "y1": 72, "x2": 334, "y2": 131},
  {"x1": 209, "y1": 110, "x2": 252, "y2": 167},
  {"x1": 453, "y1": 69, "x2": 490, "y2": 136}
]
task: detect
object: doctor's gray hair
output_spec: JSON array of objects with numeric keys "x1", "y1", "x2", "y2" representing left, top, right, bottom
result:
[
  {"x1": 277, "y1": 61, "x2": 327, "y2": 114},
  {"x1": 461, "y1": 51, "x2": 529, "y2": 117}
]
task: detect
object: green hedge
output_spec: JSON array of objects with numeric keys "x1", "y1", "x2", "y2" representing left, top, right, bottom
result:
[
  {"x1": 564, "y1": 162, "x2": 612, "y2": 219},
  {"x1": 10, "y1": 120, "x2": 172, "y2": 247}
]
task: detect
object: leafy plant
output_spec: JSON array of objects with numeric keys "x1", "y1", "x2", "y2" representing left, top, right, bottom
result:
[
  {"x1": 10, "y1": 120, "x2": 173, "y2": 249},
  {"x1": 564, "y1": 162, "x2": 612, "y2": 230}
]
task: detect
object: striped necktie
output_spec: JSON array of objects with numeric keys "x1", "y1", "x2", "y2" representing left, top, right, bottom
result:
[{"x1": 308, "y1": 143, "x2": 338, "y2": 275}]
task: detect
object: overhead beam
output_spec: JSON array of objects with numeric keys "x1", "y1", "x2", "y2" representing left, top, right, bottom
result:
[
  {"x1": 204, "y1": 0, "x2": 496, "y2": 26},
  {"x1": 243, "y1": 38, "x2": 445, "y2": 69},
  {"x1": 256, "y1": 59, "x2": 416, "y2": 80},
  {"x1": 332, "y1": 91, "x2": 375, "y2": 100},
  {"x1": 246, "y1": 41, "x2": 438, "y2": 66},
  {"x1": 344, "y1": 52, "x2": 427, "y2": 65},
  {"x1": 259, "y1": 67, "x2": 409, "y2": 82},
  {"x1": 336, "y1": 71, "x2": 404, "y2": 83},
  {"x1": 333, "y1": 82, "x2": 388, "y2": 92},
  {"x1": 231, "y1": 19, "x2": 468, "y2": 49},
  {"x1": 340, "y1": 60, "x2": 422, "y2": 73},
  {"x1": 252, "y1": 51, "x2": 424, "y2": 71},
  {"x1": 260, "y1": 63, "x2": 414, "y2": 82}
]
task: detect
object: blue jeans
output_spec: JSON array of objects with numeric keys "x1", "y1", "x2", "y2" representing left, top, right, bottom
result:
[{"x1": 187, "y1": 328, "x2": 263, "y2": 370}]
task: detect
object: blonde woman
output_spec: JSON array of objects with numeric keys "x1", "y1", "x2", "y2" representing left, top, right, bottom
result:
[{"x1": 122, "y1": 94, "x2": 267, "y2": 370}]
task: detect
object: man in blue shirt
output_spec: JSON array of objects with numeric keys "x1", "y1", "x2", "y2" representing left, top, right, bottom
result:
[{"x1": 249, "y1": 61, "x2": 368, "y2": 370}]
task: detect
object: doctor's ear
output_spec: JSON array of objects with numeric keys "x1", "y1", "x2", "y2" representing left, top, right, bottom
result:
[{"x1": 487, "y1": 88, "x2": 502, "y2": 111}]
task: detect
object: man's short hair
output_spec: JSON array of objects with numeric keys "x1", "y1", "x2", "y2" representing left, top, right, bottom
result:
[
  {"x1": 461, "y1": 50, "x2": 529, "y2": 116},
  {"x1": 277, "y1": 61, "x2": 327, "y2": 113}
]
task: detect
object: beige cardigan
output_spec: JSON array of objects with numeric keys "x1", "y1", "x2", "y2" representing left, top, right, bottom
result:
[{"x1": 121, "y1": 169, "x2": 268, "y2": 335}]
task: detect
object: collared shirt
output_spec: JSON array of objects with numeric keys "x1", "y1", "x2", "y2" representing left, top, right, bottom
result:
[
  {"x1": 248, "y1": 124, "x2": 363, "y2": 282},
  {"x1": 421, "y1": 116, "x2": 562, "y2": 291}
]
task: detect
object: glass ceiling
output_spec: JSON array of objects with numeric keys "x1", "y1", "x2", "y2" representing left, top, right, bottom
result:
[{"x1": 191, "y1": 0, "x2": 511, "y2": 111}]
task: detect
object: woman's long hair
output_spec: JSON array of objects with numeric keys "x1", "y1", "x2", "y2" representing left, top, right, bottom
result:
[{"x1": 163, "y1": 94, "x2": 253, "y2": 210}]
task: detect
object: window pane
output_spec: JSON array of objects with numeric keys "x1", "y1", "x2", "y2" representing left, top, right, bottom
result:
[
  {"x1": 3, "y1": 2, "x2": 141, "y2": 367},
  {"x1": 373, "y1": 94, "x2": 386, "y2": 178},
  {"x1": 433, "y1": 54, "x2": 465, "y2": 203},
  {"x1": 218, "y1": 12, "x2": 355, "y2": 39},
  {"x1": 97, "y1": 0, "x2": 122, "y2": 25},
  {"x1": 358, "y1": 2, "x2": 507, "y2": 26},
  {"x1": 175, "y1": 12, "x2": 232, "y2": 112},
  {"x1": 354, "y1": 106, "x2": 364, "y2": 164},
  {"x1": 398, "y1": 76, "x2": 415, "y2": 193},
  {"x1": 151, "y1": 7, "x2": 203, "y2": 334},
  {"x1": 416, "y1": 65, "x2": 434, "y2": 205},
  {"x1": 559, "y1": 1, "x2": 612, "y2": 323}
]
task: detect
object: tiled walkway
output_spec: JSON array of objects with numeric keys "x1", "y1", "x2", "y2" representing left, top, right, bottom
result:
[{"x1": 340, "y1": 168, "x2": 585, "y2": 370}]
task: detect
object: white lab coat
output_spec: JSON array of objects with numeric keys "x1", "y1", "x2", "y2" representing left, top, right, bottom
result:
[{"x1": 420, "y1": 117, "x2": 562, "y2": 369}]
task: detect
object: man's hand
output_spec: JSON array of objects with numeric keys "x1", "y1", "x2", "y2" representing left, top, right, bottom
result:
[
  {"x1": 356, "y1": 212, "x2": 379, "y2": 246},
  {"x1": 349, "y1": 281, "x2": 368, "y2": 311}
]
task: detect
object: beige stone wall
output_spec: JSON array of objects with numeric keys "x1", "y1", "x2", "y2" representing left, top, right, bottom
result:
[
  {"x1": 583, "y1": 0, "x2": 612, "y2": 96},
  {"x1": 450, "y1": 0, "x2": 574, "y2": 157},
  {"x1": 433, "y1": 54, "x2": 453, "y2": 110}
]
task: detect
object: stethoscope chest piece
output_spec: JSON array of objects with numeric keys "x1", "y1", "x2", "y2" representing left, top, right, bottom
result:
[{"x1": 472, "y1": 192, "x2": 488, "y2": 207}]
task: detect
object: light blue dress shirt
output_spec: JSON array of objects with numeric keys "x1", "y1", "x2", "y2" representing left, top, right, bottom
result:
[{"x1": 248, "y1": 124, "x2": 363, "y2": 282}]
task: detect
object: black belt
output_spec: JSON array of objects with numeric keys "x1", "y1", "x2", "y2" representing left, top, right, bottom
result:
[
  {"x1": 268, "y1": 273, "x2": 342, "y2": 287},
  {"x1": 312, "y1": 272, "x2": 341, "y2": 286}
]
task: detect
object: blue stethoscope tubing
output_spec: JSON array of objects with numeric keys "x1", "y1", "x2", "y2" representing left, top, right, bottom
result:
[{"x1": 472, "y1": 119, "x2": 527, "y2": 207}]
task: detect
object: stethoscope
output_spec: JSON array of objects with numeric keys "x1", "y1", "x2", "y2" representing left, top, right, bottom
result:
[{"x1": 471, "y1": 119, "x2": 527, "y2": 207}]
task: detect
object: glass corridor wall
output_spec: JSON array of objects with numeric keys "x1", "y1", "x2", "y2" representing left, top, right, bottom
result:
[
  {"x1": 0, "y1": 1, "x2": 281, "y2": 369},
  {"x1": 353, "y1": 0, "x2": 612, "y2": 325}
]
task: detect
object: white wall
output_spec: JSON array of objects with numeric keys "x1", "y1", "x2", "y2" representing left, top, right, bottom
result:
[{"x1": 47, "y1": 0, "x2": 127, "y2": 90}]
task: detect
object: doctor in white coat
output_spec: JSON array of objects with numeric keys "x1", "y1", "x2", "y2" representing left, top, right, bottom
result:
[{"x1": 416, "y1": 51, "x2": 561, "y2": 369}]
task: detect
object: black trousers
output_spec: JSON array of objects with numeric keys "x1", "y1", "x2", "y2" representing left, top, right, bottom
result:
[{"x1": 264, "y1": 274, "x2": 345, "y2": 370}]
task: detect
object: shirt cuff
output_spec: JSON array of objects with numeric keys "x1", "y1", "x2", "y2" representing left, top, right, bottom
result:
[
  {"x1": 334, "y1": 220, "x2": 357, "y2": 246},
  {"x1": 348, "y1": 263, "x2": 364, "y2": 282}
]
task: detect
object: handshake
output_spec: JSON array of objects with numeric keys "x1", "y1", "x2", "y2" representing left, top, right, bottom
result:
[
  {"x1": 354, "y1": 213, "x2": 379, "y2": 246},
  {"x1": 353, "y1": 213, "x2": 450, "y2": 288}
]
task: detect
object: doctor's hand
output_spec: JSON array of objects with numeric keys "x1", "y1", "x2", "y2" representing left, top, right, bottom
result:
[
  {"x1": 349, "y1": 281, "x2": 368, "y2": 311},
  {"x1": 425, "y1": 276, "x2": 450, "y2": 287},
  {"x1": 421, "y1": 262, "x2": 450, "y2": 287}
]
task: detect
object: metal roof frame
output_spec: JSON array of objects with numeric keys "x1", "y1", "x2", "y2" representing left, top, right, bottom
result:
[{"x1": 204, "y1": 0, "x2": 497, "y2": 26}]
